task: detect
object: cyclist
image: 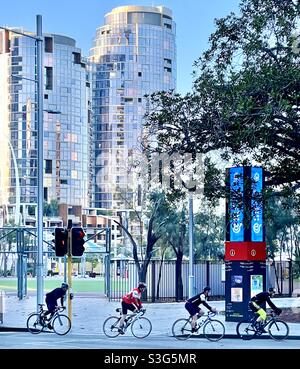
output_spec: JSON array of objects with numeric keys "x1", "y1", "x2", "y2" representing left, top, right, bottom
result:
[
  {"x1": 185, "y1": 286, "x2": 217, "y2": 333},
  {"x1": 249, "y1": 287, "x2": 282, "y2": 332},
  {"x1": 118, "y1": 282, "x2": 147, "y2": 334},
  {"x1": 43, "y1": 282, "x2": 69, "y2": 329}
]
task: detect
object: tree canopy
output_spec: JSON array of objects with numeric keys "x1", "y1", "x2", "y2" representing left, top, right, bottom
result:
[{"x1": 144, "y1": 0, "x2": 300, "y2": 211}]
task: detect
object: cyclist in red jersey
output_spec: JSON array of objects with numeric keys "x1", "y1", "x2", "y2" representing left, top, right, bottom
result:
[{"x1": 118, "y1": 282, "x2": 147, "y2": 334}]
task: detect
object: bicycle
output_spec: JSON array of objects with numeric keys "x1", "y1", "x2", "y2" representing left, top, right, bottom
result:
[
  {"x1": 27, "y1": 304, "x2": 71, "y2": 336},
  {"x1": 172, "y1": 311, "x2": 225, "y2": 342},
  {"x1": 103, "y1": 308, "x2": 152, "y2": 339},
  {"x1": 236, "y1": 311, "x2": 289, "y2": 341}
]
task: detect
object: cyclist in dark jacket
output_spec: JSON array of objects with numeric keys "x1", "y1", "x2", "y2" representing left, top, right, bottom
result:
[
  {"x1": 185, "y1": 286, "x2": 216, "y2": 333},
  {"x1": 44, "y1": 283, "x2": 68, "y2": 325},
  {"x1": 249, "y1": 287, "x2": 282, "y2": 332}
]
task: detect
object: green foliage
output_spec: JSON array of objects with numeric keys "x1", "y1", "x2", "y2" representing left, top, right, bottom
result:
[
  {"x1": 265, "y1": 194, "x2": 300, "y2": 260},
  {"x1": 43, "y1": 199, "x2": 59, "y2": 217},
  {"x1": 194, "y1": 207, "x2": 225, "y2": 260},
  {"x1": 294, "y1": 246, "x2": 300, "y2": 279},
  {"x1": 85, "y1": 255, "x2": 99, "y2": 271},
  {"x1": 144, "y1": 0, "x2": 300, "y2": 211}
]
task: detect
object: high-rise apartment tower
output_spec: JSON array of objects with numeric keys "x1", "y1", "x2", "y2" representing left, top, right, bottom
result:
[
  {"x1": 89, "y1": 5, "x2": 176, "y2": 210},
  {"x1": 0, "y1": 30, "x2": 91, "y2": 224}
]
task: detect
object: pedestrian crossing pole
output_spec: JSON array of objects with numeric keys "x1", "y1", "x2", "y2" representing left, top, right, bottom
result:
[{"x1": 67, "y1": 220, "x2": 72, "y2": 322}]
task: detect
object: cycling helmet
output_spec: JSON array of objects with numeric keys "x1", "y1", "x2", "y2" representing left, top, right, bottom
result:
[
  {"x1": 269, "y1": 287, "x2": 275, "y2": 294},
  {"x1": 203, "y1": 286, "x2": 211, "y2": 293},
  {"x1": 138, "y1": 282, "x2": 147, "y2": 289},
  {"x1": 61, "y1": 283, "x2": 69, "y2": 290}
]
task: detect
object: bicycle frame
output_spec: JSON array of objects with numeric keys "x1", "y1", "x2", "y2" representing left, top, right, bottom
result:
[
  {"x1": 250, "y1": 313, "x2": 276, "y2": 332},
  {"x1": 121, "y1": 310, "x2": 145, "y2": 332},
  {"x1": 193, "y1": 311, "x2": 217, "y2": 329},
  {"x1": 30, "y1": 305, "x2": 64, "y2": 327}
]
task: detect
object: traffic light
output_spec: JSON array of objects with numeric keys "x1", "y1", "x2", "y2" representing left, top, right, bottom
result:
[
  {"x1": 54, "y1": 227, "x2": 68, "y2": 257},
  {"x1": 71, "y1": 227, "x2": 85, "y2": 256}
]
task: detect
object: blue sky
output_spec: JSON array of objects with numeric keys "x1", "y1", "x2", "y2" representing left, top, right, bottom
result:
[{"x1": 0, "y1": 0, "x2": 240, "y2": 93}]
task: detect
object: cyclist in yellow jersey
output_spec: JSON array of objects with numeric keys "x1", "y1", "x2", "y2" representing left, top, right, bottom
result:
[{"x1": 249, "y1": 287, "x2": 282, "y2": 332}]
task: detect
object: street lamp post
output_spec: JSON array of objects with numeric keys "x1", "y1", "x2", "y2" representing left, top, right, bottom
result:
[
  {"x1": 36, "y1": 14, "x2": 44, "y2": 309},
  {"x1": 0, "y1": 15, "x2": 44, "y2": 310}
]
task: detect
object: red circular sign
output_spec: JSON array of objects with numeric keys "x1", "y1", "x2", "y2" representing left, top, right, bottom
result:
[{"x1": 251, "y1": 249, "x2": 256, "y2": 256}]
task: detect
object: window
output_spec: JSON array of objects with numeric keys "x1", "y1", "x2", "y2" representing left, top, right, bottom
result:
[
  {"x1": 124, "y1": 97, "x2": 133, "y2": 103},
  {"x1": 44, "y1": 187, "x2": 48, "y2": 201},
  {"x1": 60, "y1": 179, "x2": 68, "y2": 185},
  {"x1": 73, "y1": 52, "x2": 81, "y2": 64},
  {"x1": 138, "y1": 72, "x2": 142, "y2": 77},
  {"x1": 128, "y1": 12, "x2": 161, "y2": 26},
  {"x1": 44, "y1": 94, "x2": 48, "y2": 99},
  {"x1": 45, "y1": 67, "x2": 53, "y2": 90},
  {"x1": 45, "y1": 160, "x2": 52, "y2": 174},
  {"x1": 44, "y1": 37, "x2": 53, "y2": 53}
]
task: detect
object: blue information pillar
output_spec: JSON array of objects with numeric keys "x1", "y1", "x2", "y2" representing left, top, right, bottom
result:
[{"x1": 225, "y1": 166, "x2": 266, "y2": 321}]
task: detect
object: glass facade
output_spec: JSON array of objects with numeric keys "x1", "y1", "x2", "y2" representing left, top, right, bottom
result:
[
  {"x1": 89, "y1": 5, "x2": 176, "y2": 209},
  {"x1": 0, "y1": 30, "x2": 91, "y2": 221}
]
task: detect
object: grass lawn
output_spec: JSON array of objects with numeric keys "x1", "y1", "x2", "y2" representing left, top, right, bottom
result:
[{"x1": 0, "y1": 277, "x2": 129, "y2": 293}]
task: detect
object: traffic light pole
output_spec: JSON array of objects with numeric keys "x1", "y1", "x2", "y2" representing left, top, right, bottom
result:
[{"x1": 67, "y1": 225, "x2": 72, "y2": 323}]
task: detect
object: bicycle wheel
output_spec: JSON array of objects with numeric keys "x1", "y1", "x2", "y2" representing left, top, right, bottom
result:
[
  {"x1": 52, "y1": 314, "x2": 71, "y2": 335},
  {"x1": 103, "y1": 316, "x2": 121, "y2": 338},
  {"x1": 27, "y1": 313, "x2": 44, "y2": 334},
  {"x1": 172, "y1": 318, "x2": 192, "y2": 340},
  {"x1": 203, "y1": 319, "x2": 225, "y2": 341},
  {"x1": 236, "y1": 320, "x2": 257, "y2": 340},
  {"x1": 268, "y1": 320, "x2": 289, "y2": 341},
  {"x1": 131, "y1": 317, "x2": 152, "y2": 339}
]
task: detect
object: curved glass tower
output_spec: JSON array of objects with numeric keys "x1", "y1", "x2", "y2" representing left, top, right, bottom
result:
[
  {"x1": 89, "y1": 5, "x2": 176, "y2": 209},
  {"x1": 0, "y1": 30, "x2": 90, "y2": 223}
]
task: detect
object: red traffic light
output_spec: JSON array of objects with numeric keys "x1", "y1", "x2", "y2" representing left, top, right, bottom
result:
[
  {"x1": 71, "y1": 227, "x2": 85, "y2": 256},
  {"x1": 54, "y1": 227, "x2": 68, "y2": 257}
]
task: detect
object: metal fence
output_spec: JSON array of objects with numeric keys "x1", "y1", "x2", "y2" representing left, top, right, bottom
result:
[
  {"x1": 0, "y1": 226, "x2": 111, "y2": 299},
  {"x1": 108, "y1": 259, "x2": 225, "y2": 302},
  {"x1": 108, "y1": 259, "x2": 300, "y2": 302},
  {"x1": 267, "y1": 260, "x2": 300, "y2": 296}
]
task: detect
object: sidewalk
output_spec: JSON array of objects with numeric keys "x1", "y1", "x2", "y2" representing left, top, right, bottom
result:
[{"x1": 1, "y1": 292, "x2": 300, "y2": 337}]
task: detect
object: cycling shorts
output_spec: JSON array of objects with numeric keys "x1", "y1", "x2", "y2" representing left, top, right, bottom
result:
[
  {"x1": 185, "y1": 302, "x2": 200, "y2": 316},
  {"x1": 250, "y1": 301, "x2": 267, "y2": 320}
]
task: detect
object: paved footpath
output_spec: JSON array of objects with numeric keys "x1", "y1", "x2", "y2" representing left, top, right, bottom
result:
[{"x1": 1, "y1": 292, "x2": 300, "y2": 337}]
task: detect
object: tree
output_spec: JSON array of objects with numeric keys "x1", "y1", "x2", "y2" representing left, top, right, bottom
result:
[
  {"x1": 86, "y1": 255, "x2": 99, "y2": 273},
  {"x1": 0, "y1": 221, "x2": 17, "y2": 276},
  {"x1": 265, "y1": 195, "x2": 300, "y2": 293},
  {"x1": 43, "y1": 199, "x2": 59, "y2": 217},
  {"x1": 113, "y1": 191, "x2": 167, "y2": 283},
  {"x1": 162, "y1": 207, "x2": 188, "y2": 301},
  {"x1": 144, "y1": 0, "x2": 300, "y2": 211},
  {"x1": 194, "y1": 208, "x2": 225, "y2": 261}
]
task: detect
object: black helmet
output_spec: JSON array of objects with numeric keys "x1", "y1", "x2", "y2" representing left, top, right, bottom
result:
[
  {"x1": 269, "y1": 287, "x2": 275, "y2": 294},
  {"x1": 203, "y1": 286, "x2": 211, "y2": 293},
  {"x1": 138, "y1": 282, "x2": 147, "y2": 289},
  {"x1": 61, "y1": 283, "x2": 69, "y2": 290}
]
